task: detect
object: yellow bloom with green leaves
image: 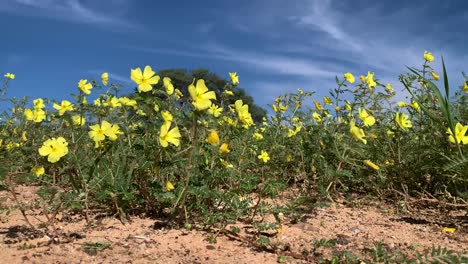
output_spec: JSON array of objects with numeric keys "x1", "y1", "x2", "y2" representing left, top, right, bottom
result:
[
  {"x1": 103, "y1": 97, "x2": 122, "y2": 108},
  {"x1": 257, "y1": 150, "x2": 270, "y2": 163},
  {"x1": 78, "y1": 79, "x2": 93, "y2": 95},
  {"x1": 229, "y1": 72, "x2": 239, "y2": 85},
  {"x1": 163, "y1": 77, "x2": 174, "y2": 95},
  {"x1": 364, "y1": 71, "x2": 377, "y2": 89},
  {"x1": 131, "y1": 65, "x2": 160, "y2": 93},
  {"x1": 344, "y1": 101, "x2": 352, "y2": 111},
  {"x1": 364, "y1": 160, "x2": 380, "y2": 171},
  {"x1": 89, "y1": 120, "x2": 122, "y2": 144},
  {"x1": 424, "y1": 51, "x2": 434, "y2": 62},
  {"x1": 119, "y1": 97, "x2": 138, "y2": 109},
  {"x1": 431, "y1": 71, "x2": 440, "y2": 80},
  {"x1": 312, "y1": 112, "x2": 322, "y2": 123},
  {"x1": 31, "y1": 166, "x2": 45, "y2": 177},
  {"x1": 219, "y1": 143, "x2": 230, "y2": 154},
  {"x1": 72, "y1": 115, "x2": 85, "y2": 126},
  {"x1": 165, "y1": 181, "x2": 175, "y2": 192},
  {"x1": 253, "y1": 132, "x2": 263, "y2": 140},
  {"x1": 38, "y1": 137, "x2": 69, "y2": 163},
  {"x1": 395, "y1": 112, "x2": 412, "y2": 130},
  {"x1": 207, "y1": 130, "x2": 220, "y2": 146},
  {"x1": 323, "y1": 97, "x2": 333, "y2": 105},
  {"x1": 220, "y1": 158, "x2": 234, "y2": 168},
  {"x1": 397, "y1": 101, "x2": 406, "y2": 107},
  {"x1": 385, "y1": 84, "x2": 394, "y2": 92},
  {"x1": 161, "y1": 111, "x2": 173, "y2": 123},
  {"x1": 350, "y1": 120, "x2": 367, "y2": 144},
  {"x1": 463, "y1": 82, "x2": 468, "y2": 93},
  {"x1": 4, "y1": 73, "x2": 15, "y2": 79},
  {"x1": 344, "y1": 72, "x2": 355, "y2": 83},
  {"x1": 188, "y1": 79, "x2": 217, "y2": 111},
  {"x1": 159, "y1": 122, "x2": 181, "y2": 147},
  {"x1": 314, "y1": 100, "x2": 324, "y2": 111},
  {"x1": 358, "y1": 108, "x2": 375, "y2": 126},
  {"x1": 24, "y1": 108, "x2": 46, "y2": 123},
  {"x1": 101, "y1": 72, "x2": 109, "y2": 86},
  {"x1": 234, "y1": 100, "x2": 254, "y2": 128},
  {"x1": 208, "y1": 104, "x2": 222, "y2": 117},
  {"x1": 33, "y1": 98, "x2": 45, "y2": 109},
  {"x1": 410, "y1": 101, "x2": 420, "y2": 111},
  {"x1": 53, "y1": 100, "x2": 74, "y2": 116},
  {"x1": 447, "y1": 122, "x2": 468, "y2": 145},
  {"x1": 224, "y1": 90, "x2": 234, "y2": 96}
]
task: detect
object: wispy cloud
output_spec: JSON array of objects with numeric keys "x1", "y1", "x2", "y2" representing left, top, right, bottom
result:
[
  {"x1": 125, "y1": 44, "x2": 341, "y2": 79},
  {"x1": 0, "y1": 0, "x2": 141, "y2": 32}
]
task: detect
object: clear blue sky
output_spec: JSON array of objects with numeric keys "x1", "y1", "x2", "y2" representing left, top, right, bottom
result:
[{"x1": 1, "y1": 0, "x2": 467, "y2": 108}]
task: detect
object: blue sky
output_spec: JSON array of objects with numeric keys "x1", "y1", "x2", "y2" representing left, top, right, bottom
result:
[{"x1": 1, "y1": 0, "x2": 467, "y2": 109}]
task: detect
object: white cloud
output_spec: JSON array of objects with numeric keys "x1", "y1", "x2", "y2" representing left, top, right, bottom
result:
[{"x1": 0, "y1": 0, "x2": 141, "y2": 31}]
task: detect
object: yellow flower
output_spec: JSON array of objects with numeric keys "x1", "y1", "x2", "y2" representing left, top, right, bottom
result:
[
  {"x1": 38, "y1": 137, "x2": 69, "y2": 163},
  {"x1": 395, "y1": 113, "x2": 412, "y2": 130},
  {"x1": 229, "y1": 72, "x2": 239, "y2": 85},
  {"x1": 78, "y1": 79, "x2": 93, "y2": 95},
  {"x1": 312, "y1": 112, "x2": 322, "y2": 123},
  {"x1": 410, "y1": 101, "x2": 420, "y2": 111},
  {"x1": 358, "y1": 108, "x2": 375, "y2": 126},
  {"x1": 165, "y1": 181, "x2": 175, "y2": 192},
  {"x1": 208, "y1": 104, "x2": 222, "y2": 117},
  {"x1": 206, "y1": 130, "x2": 220, "y2": 146},
  {"x1": 163, "y1": 77, "x2": 174, "y2": 95},
  {"x1": 344, "y1": 72, "x2": 355, "y2": 83},
  {"x1": 350, "y1": 120, "x2": 367, "y2": 144},
  {"x1": 234, "y1": 100, "x2": 254, "y2": 128},
  {"x1": 94, "y1": 98, "x2": 102, "y2": 106},
  {"x1": 257, "y1": 150, "x2": 270, "y2": 163},
  {"x1": 344, "y1": 101, "x2": 352, "y2": 111},
  {"x1": 53, "y1": 100, "x2": 74, "y2": 116},
  {"x1": 4, "y1": 73, "x2": 15, "y2": 79},
  {"x1": 101, "y1": 72, "x2": 109, "y2": 86},
  {"x1": 323, "y1": 96, "x2": 333, "y2": 105},
  {"x1": 219, "y1": 143, "x2": 230, "y2": 154},
  {"x1": 385, "y1": 84, "x2": 394, "y2": 92},
  {"x1": 33, "y1": 98, "x2": 45, "y2": 109},
  {"x1": 397, "y1": 101, "x2": 406, "y2": 107},
  {"x1": 161, "y1": 111, "x2": 173, "y2": 123},
  {"x1": 447, "y1": 123, "x2": 468, "y2": 145},
  {"x1": 364, "y1": 160, "x2": 380, "y2": 171},
  {"x1": 364, "y1": 71, "x2": 377, "y2": 89},
  {"x1": 31, "y1": 166, "x2": 45, "y2": 177},
  {"x1": 224, "y1": 90, "x2": 234, "y2": 96},
  {"x1": 175, "y1": 88, "x2": 183, "y2": 99},
  {"x1": 159, "y1": 122, "x2": 181, "y2": 147},
  {"x1": 131, "y1": 65, "x2": 160, "y2": 93},
  {"x1": 103, "y1": 97, "x2": 122, "y2": 108},
  {"x1": 188, "y1": 79, "x2": 217, "y2": 111},
  {"x1": 424, "y1": 51, "x2": 434, "y2": 62},
  {"x1": 89, "y1": 120, "x2": 122, "y2": 144},
  {"x1": 253, "y1": 132, "x2": 263, "y2": 140},
  {"x1": 24, "y1": 108, "x2": 46, "y2": 123},
  {"x1": 463, "y1": 82, "x2": 468, "y2": 93},
  {"x1": 220, "y1": 158, "x2": 234, "y2": 168},
  {"x1": 431, "y1": 71, "x2": 440, "y2": 81},
  {"x1": 313, "y1": 100, "x2": 324, "y2": 111},
  {"x1": 119, "y1": 97, "x2": 138, "y2": 109},
  {"x1": 21, "y1": 131, "x2": 27, "y2": 142},
  {"x1": 72, "y1": 115, "x2": 85, "y2": 126}
]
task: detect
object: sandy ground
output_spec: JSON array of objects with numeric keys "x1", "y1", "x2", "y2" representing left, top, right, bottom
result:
[{"x1": 0, "y1": 186, "x2": 466, "y2": 263}]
